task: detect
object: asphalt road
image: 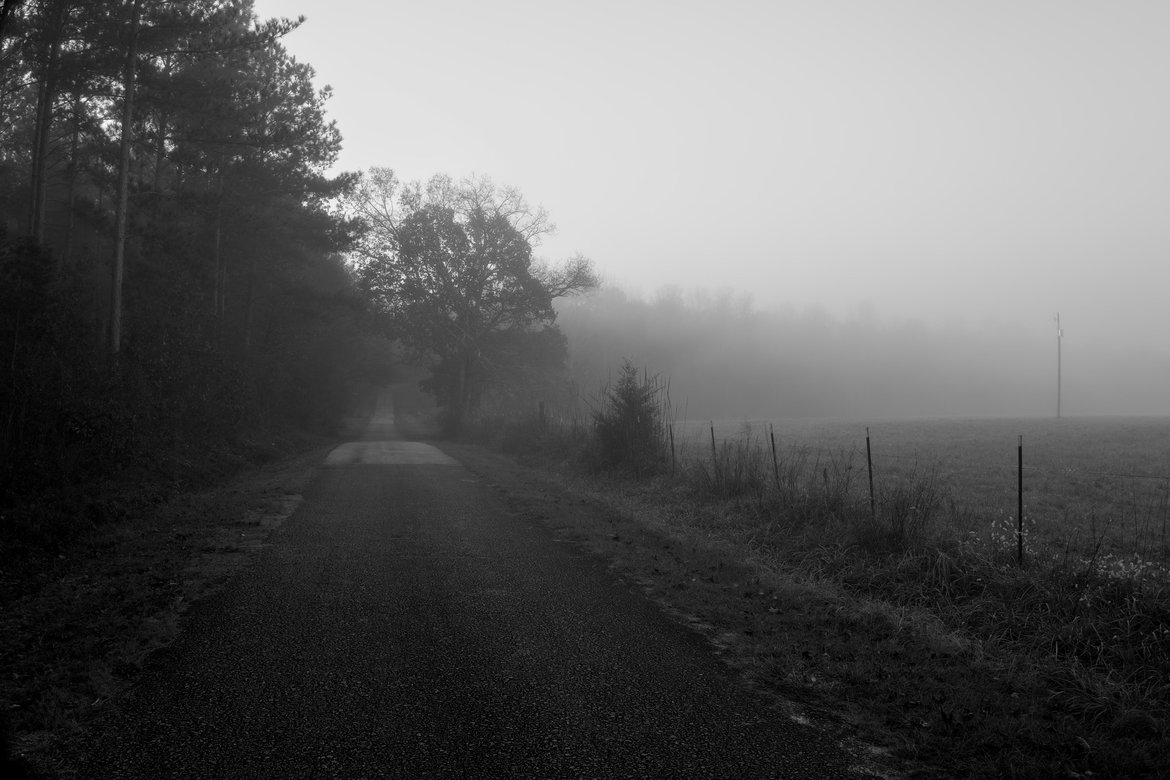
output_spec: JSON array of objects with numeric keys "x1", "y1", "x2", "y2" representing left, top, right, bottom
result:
[{"x1": 79, "y1": 407, "x2": 871, "y2": 778}]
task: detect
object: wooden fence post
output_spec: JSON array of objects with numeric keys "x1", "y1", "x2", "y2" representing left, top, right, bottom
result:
[
  {"x1": 710, "y1": 422, "x2": 718, "y2": 474},
  {"x1": 1018, "y1": 434, "x2": 1024, "y2": 566},
  {"x1": 769, "y1": 424, "x2": 781, "y2": 492},
  {"x1": 866, "y1": 427, "x2": 876, "y2": 524}
]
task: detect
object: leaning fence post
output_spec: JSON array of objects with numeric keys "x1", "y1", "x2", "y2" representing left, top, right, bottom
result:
[
  {"x1": 1017, "y1": 434, "x2": 1024, "y2": 566},
  {"x1": 769, "y1": 424, "x2": 781, "y2": 491},
  {"x1": 866, "y1": 427, "x2": 876, "y2": 524},
  {"x1": 710, "y1": 422, "x2": 718, "y2": 473}
]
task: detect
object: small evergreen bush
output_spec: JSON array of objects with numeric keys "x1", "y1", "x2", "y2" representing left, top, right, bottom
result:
[{"x1": 588, "y1": 361, "x2": 669, "y2": 476}]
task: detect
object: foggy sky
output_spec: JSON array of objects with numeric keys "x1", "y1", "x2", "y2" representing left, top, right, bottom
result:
[{"x1": 253, "y1": 0, "x2": 1170, "y2": 411}]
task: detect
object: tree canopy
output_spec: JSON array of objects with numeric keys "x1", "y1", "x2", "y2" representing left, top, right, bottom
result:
[{"x1": 348, "y1": 169, "x2": 597, "y2": 431}]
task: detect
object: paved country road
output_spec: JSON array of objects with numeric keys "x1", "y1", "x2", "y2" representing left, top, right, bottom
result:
[{"x1": 79, "y1": 404, "x2": 875, "y2": 778}]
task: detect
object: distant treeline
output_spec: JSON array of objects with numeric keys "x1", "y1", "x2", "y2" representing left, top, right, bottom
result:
[
  {"x1": 556, "y1": 286, "x2": 1168, "y2": 420},
  {"x1": 0, "y1": 1, "x2": 386, "y2": 519}
]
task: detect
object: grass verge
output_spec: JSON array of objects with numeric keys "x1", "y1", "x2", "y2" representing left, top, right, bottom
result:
[{"x1": 445, "y1": 426, "x2": 1170, "y2": 779}]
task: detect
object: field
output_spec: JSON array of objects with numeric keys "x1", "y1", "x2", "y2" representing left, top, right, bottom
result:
[{"x1": 674, "y1": 416, "x2": 1170, "y2": 569}]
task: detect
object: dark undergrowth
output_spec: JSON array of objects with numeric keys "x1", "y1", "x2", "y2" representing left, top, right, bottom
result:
[
  {"x1": 0, "y1": 438, "x2": 332, "y2": 776},
  {"x1": 0, "y1": 425, "x2": 330, "y2": 601},
  {"x1": 1, "y1": 228, "x2": 385, "y2": 570}
]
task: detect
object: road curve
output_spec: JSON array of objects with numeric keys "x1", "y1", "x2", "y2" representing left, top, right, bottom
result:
[{"x1": 79, "y1": 408, "x2": 872, "y2": 778}]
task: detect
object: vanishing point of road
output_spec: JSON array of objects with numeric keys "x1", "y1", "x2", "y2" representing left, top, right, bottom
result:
[{"x1": 80, "y1": 397, "x2": 876, "y2": 779}]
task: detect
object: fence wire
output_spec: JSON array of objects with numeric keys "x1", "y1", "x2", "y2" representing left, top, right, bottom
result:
[{"x1": 670, "y1": 420, "x2": 1170, "y2": 563}]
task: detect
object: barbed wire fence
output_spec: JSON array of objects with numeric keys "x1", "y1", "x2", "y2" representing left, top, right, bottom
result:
[{"x1": 669, "y1": 421, "x2": 1170, "y2": 568}]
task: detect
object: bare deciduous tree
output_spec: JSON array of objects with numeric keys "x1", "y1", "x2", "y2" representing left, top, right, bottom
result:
[{"x1": 348, "y1": 168, "x2": 598, "y2": 431}]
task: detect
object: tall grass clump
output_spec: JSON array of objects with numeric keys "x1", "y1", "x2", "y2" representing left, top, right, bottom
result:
[
  {"x1": 851, "y1": 464, "x2": 944, "y2": 550},
  {"x1": 688, "y1": 431, "x2": 863, "y2": 528},
  {"x1": 586, "y1": 361, "x2": 671, "y2": 476},
  {"x1": 803, "y1": 447, "x2": 861, "y2": 523},
  {"x1": 694, "y1": 424, "x2": 770, "y2": 498}
]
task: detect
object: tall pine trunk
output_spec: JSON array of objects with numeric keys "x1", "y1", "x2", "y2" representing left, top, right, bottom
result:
[
  {"x1": 108, "y1": 0, "x2": 141, "y2": 357},
  {"x1": 211, "y1": 165, "x2": 225, "y2": 349},
  {"x1": 27, "y1": 25, "x2": 62, "y2": 243},
  {"x1": 61, "y1": 91, "x2": 82, "y2": 270},
  {"x1": 28, "y1": 78, "x2": 52, "y2": 241},
  {"x1": 243, "y1": 253, "x2": 256, "y2": 352}
]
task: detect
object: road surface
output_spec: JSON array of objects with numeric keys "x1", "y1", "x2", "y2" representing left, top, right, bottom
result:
[{"x1": 80, "y1": 397, "x2": 873, "y2": 778}]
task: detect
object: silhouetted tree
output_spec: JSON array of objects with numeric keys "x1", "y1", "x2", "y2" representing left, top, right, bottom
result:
[
  {"x1": 590, "y1": 360, "x2": 667, "y2": 476},
  {"x1": 349, "y1": 169, "x2": 597, "y2": 432}
]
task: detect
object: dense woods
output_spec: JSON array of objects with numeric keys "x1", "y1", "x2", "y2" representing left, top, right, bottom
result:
[{"x1": 0, "y1": 0, "x2": 380, "y2": 538}]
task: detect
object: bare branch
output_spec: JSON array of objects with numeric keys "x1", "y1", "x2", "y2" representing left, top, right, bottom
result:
[{"x1": 536, "y1": 253, "x2": 599, "y2": 299}]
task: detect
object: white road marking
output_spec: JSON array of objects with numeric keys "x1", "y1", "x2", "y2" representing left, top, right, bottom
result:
[{"x1": 324, "y1": 441, "x2": 457, "y2": 466}]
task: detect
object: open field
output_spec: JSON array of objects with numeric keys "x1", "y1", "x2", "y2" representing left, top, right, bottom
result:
[{"x1": 674, "y1": 416, "x2": 1170, "y2": 568}]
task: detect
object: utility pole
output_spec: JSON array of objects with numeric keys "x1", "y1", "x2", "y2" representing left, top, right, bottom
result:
[{"x1": 1055, "y1": 313, "x2": 1063, "y2": 418}]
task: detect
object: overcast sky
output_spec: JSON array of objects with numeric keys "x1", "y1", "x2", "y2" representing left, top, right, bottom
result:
[{"x1": 252, "y1": 0, "x2": 1169, "y2": 360}]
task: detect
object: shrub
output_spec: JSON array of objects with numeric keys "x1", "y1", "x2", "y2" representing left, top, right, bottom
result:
[
  {"x1": 587, "y1": 361, "x2": 669, "y2": 476},
  {"x1": 695, "y1": 433, "x2": 770, "y2": 498}
]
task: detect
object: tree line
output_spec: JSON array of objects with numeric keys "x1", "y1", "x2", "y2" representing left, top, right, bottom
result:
[{"x1": 556, "y1": 287, "x2": 1061, "y2": 420}]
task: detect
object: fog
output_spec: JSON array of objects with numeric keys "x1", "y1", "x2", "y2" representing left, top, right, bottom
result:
[
  {"x1": 251, "y1": 0, "x2": 1170, "y2": 417},
  {"x1": 557, "y1": 286, "x2": 1170, "y2": 420}
]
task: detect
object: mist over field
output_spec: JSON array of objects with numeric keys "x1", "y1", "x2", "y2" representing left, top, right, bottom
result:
[
  {"x1": 239, "y1": 0, "x2": 1170, "y2": 421},
  {"x1": 556, "y1": 286, "x2": 1170, "y2": 421}
]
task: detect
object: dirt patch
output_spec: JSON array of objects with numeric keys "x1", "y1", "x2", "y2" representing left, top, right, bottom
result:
[{"x1": 0, "y1": 443, "x2": 330, "y2": 774}]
